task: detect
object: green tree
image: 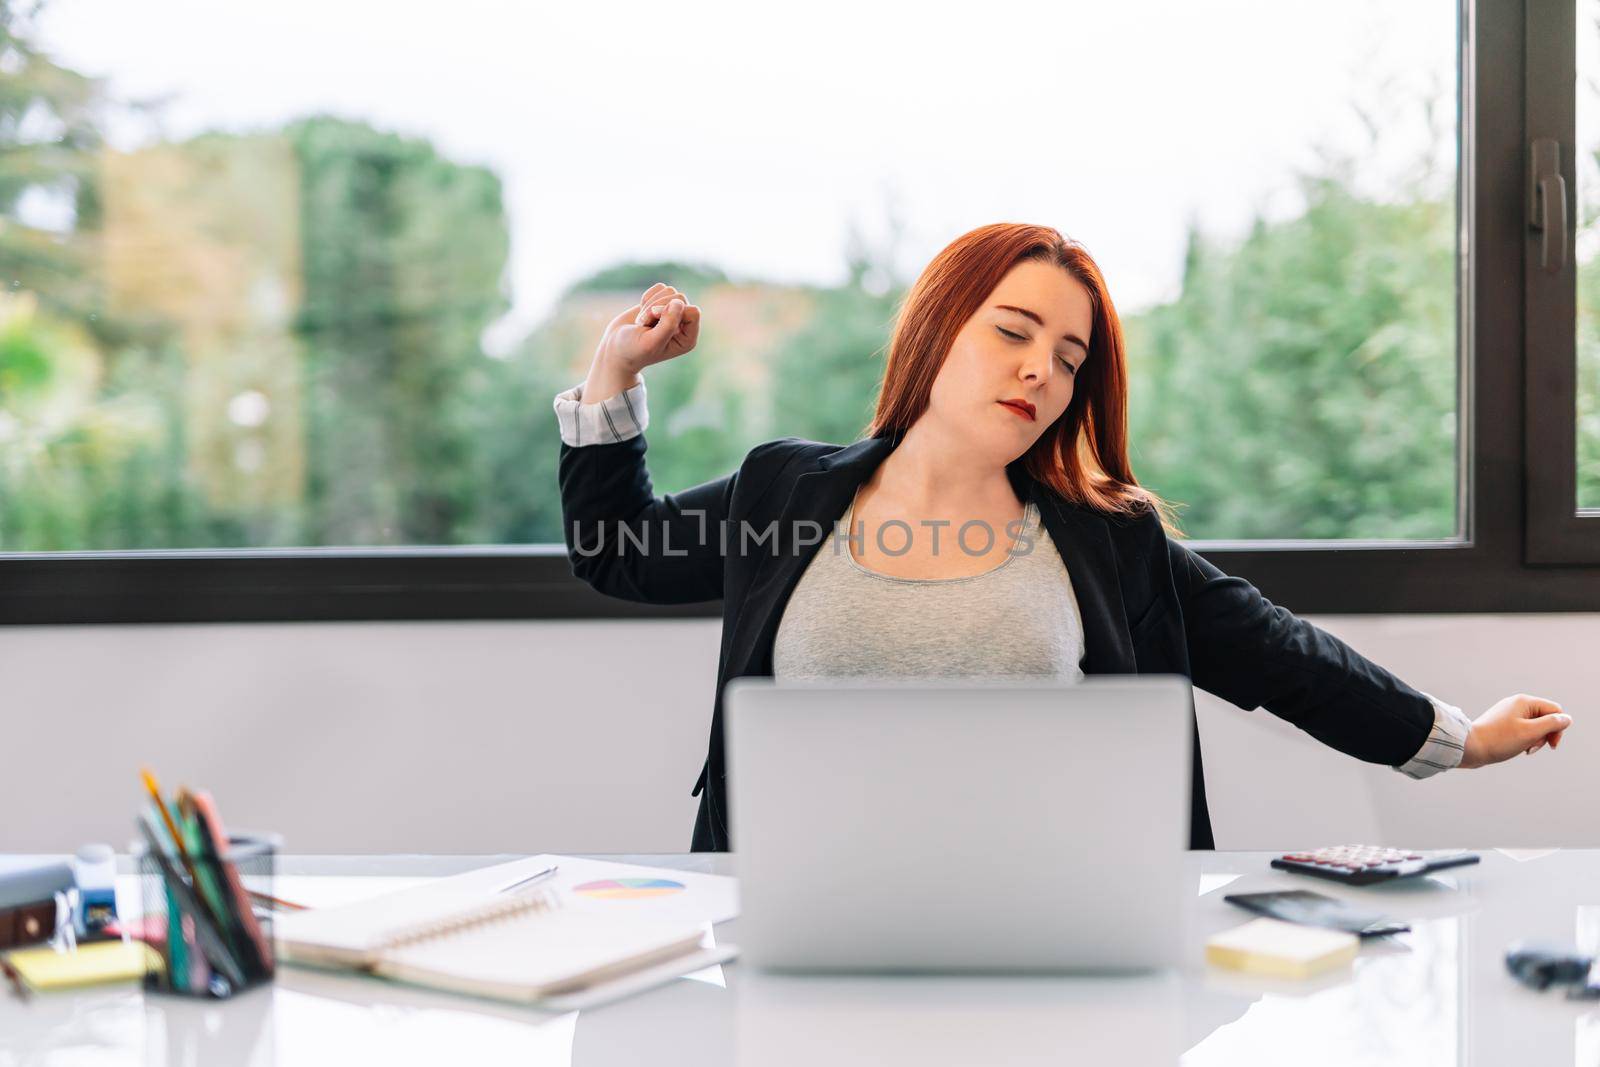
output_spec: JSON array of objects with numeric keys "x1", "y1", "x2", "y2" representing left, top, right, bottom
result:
[
  {"x1": 568, "y1": 260, "x2": 729, "y2": 297},
  {"x1": 767, "y1": 227, "x2": 904, "y2": 446},
  {"x1": 1125, "y1": 176, "x2": 1456, "y2": 541},
  {"x1": 291, "y1": 116, "x2": 511, "y2": 545},
  {"x1": 0, "y1": 0, "x2": 204, "y2": 551},
  {"x1": 1576, "y1": 10, "x2": 1600, "y2": 507},
  {"x1": 0, "y1": 0, "x2": 103, "y2": 329}
]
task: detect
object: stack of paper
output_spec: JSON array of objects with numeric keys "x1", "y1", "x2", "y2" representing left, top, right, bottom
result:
[
  {"x1": 1205, "y1": 917, "x2": 1358, "y2": 979},
  {"x1": 6, "y1": 941, "x2": 162, "y2": 991}
]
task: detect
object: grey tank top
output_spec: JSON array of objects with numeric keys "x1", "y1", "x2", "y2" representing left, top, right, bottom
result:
[{"x1": 772, "y1": 490, "x2": 1087, "y2": 681}]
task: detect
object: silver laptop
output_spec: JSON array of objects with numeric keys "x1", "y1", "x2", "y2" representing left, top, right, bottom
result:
[{"x1": 723, "y1": 675, "x2": 1194, "y2": 972}]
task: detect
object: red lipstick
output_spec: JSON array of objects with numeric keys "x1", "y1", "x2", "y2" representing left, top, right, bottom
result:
[{"x1": 998, "y1": 399, "x2": 1036, "y2": 421}]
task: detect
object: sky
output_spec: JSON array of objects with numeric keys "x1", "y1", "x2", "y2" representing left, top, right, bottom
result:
[{"x1": 34, "y1": 0, "x2": 1458, "y2": 354}]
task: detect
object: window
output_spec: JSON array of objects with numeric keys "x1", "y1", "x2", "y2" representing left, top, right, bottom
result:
[
  {"x1": 1527, "y1": 0, "x2": 1600, "y2": 561},
  {"x1": 5, "y1": 0, "x2": 1598, "y2": 622},
  {"x1": 3, "y1": 0, "x2": 1462, "y2": 551}
]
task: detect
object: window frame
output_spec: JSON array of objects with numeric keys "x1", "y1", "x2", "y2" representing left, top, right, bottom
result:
[
  {"x1": 5, "y1": 0, "x2": 1594, "y2": 625},
  {"x1": 1523, "y1": 0, "x2": 1600, "y2": 561}
]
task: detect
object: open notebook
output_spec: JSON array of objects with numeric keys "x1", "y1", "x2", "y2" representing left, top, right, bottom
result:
[{"x1": 274, "y1": 856, "x2": 739, "y2": 1010}]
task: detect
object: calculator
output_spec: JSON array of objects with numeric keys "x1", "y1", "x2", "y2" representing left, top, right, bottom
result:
[{"x1": 1271, "y1": 845, "x2": 1481, "y2": 886}]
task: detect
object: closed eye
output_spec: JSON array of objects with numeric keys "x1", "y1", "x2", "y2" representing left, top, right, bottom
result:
[{"x1": 997, "y1": 326, "x2": 1076, "y2": 374}]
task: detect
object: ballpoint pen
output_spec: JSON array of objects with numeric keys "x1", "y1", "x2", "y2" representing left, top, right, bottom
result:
[{"x1": 497, "y1": 865, "x2": 559, "y2": 894}]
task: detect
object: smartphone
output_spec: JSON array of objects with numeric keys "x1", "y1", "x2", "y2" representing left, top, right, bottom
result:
[{"x1": 1223, "y1": 889, "x2": 1410, "y2": 937}]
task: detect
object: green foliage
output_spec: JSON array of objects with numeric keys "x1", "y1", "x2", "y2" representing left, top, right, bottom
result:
[
  {"x1": 1581, "y1": 262, "x2": 1600, "y2": 508},
  {"x1": 0, "y1": 0, "x2": 103, "y2": 328},
  {"x1": 0, "y1": 5, "x2": 1491, "y2": 552},
  {"x1": 768, "y1": 283, "x2": 897, "y2": 447},
  {"x1": 0, "y1": 307, "x2": 204, "y2": 550},
  {"x1": 289, "y1": 115, "x2": 511, "y2": 545},
  {"x1": 0, "y1": 312, "x2": 51, "y2": 395},
  {"x1": 1575, "y1": 140, "x2": 1600, "y2": 509},
  {"x1": 568, "y1": 261, "x2": 729, "y2": 298},
  {"x1": 1127, "y1": 177, "x2": 1457, "y2": 540}
]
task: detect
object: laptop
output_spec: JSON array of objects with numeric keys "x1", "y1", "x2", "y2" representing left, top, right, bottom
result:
[{"x1": 722, "y1": 675, "x2": 1194, "y2": 972}]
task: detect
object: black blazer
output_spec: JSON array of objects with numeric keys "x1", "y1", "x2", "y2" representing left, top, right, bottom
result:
[{"x1": 558, "y1": 429, "x2": 1437, "y2": 851}]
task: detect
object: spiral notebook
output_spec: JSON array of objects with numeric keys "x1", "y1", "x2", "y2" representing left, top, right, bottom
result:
[{"x1": 274, "y1": 856, "x2": 739, "y2": 1009}]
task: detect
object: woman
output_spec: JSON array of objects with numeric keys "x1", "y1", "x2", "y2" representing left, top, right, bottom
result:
[{"x1": 553, "y1": 222, "x2": 1572, "y2": 852}]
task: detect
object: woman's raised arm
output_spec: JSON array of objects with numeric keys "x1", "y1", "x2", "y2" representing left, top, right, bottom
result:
[{"x1": 553, "y1": 283, "x2": 737, "y2": 605}]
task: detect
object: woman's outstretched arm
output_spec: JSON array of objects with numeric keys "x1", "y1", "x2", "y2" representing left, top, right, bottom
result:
[{"x1": 1166, "y1": 538, "x2": 1572, "y2": 773}]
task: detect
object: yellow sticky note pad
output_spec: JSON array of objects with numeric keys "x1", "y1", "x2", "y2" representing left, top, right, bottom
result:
[
  {"x1": 1205, "y1": 917, "x2": 1358, "y2": 979},
  {"x1": 5, "y1": 940, "x2": 163, "y2": 991}
]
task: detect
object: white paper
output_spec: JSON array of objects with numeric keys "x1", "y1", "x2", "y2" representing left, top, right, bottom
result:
[{"x1": 520, "y1": 855, "x2": 739, "y2": 926}]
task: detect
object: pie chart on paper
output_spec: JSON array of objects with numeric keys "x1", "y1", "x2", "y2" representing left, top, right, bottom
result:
[{"x1": 572, "y1": 877, "x2": 686, "y2": 900}]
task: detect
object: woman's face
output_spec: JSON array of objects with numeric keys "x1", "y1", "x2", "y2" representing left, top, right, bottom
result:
[{"x1": 925, "y1": 260, "x2": 1093, "y2": 464}]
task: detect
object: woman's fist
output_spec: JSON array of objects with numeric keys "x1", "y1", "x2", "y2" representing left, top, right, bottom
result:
[
  {"x1": 1459, "y1": 694, "x2": 1573, "y2": 769},
  {"x1": 596, "y1": 282, "x2": 702, "y2": 374}
]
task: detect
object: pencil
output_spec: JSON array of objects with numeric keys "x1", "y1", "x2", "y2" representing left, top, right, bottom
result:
[
  {"x1": 139, "y1": 768, "x2": 232, "y2": 943},
  {"x1": 140, "y1": 768, "x2": 197, "y2": 882}
]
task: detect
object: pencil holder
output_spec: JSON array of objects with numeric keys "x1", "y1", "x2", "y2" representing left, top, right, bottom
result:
[{"x1": 135, "y1": 831, "x2": 280, "y2": 999}]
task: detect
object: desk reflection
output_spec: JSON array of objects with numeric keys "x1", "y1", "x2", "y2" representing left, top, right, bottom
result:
[
  {"x1": 734, "y1": 969, "x2": 1184, "y2": 1067},
  {"x1": 1183, "y1": 917, "x2": 1458, "y2": 1064},
  {"x1": 271, "y1": 967, "x2": 578, "y2": 1064}
]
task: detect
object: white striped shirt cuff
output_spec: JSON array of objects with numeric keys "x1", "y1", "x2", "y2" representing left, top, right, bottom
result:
[
  {"x1": 553, "y1": 377, "x2": 649, "y2": 447},
  {"x1": 1393, "y1": 691, "x2": 1472, "y2": 779}
]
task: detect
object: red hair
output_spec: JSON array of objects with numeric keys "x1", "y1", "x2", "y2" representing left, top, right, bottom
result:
[{"x1": 865, "y1": 222, "x2": 1181, "y2": 535}]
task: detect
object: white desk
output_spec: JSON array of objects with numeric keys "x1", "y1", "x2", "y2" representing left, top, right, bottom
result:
[{"x1": 1, "y1": 850, "x2": 1597, "y2": 1065}]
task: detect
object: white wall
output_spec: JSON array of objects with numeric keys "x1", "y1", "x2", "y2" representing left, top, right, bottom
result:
[{"x1": 2, "y1": 614, "x2": 1595, "y2": 854}]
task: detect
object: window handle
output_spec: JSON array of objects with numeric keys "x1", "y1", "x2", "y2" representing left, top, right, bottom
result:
[{"x1": 1530, "y1": 138, "x2": 1568, "y2": 274}]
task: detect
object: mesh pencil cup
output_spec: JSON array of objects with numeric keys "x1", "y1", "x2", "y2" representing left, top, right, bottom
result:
[{"x1": 134, "y1": 831, "x2": 280, "y2": 998}]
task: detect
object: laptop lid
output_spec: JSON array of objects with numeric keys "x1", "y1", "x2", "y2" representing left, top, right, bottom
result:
[{"x1": 724, "y1": 675, "x2": 1194, "y2": 972}]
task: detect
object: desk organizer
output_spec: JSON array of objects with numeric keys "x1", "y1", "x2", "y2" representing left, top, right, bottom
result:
[{"x1": 135, "y1": 831, "x2": 280, "y2": 998}]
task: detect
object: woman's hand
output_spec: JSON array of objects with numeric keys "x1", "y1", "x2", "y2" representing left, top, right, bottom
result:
[
  {"x1": 598, "y1": 282, "x2": 702, "y2": 375},
  {"x1": 579, "y1": 282, "x2": 702, "y2": 406},
  {"x1": 1459, "y1": 694, "x2": 1573, "y2": 769}
]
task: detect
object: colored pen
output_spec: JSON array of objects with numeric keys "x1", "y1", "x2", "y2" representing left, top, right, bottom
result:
[
  {"x1": 183, "y1": 791, "x2": 257, "y2": 977},
  {"x1": 190, "y1": 789, "x2": 274, "y2": 972},
  {"x1": 247, "y1": 890, "x2": 309, "y2": 912},
  {"x1": 142, "y1": 769, "x2": 240, "y2": 973},
  {"x1": 136, "y1": 809, "x2": 247, "y2": 991}
]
